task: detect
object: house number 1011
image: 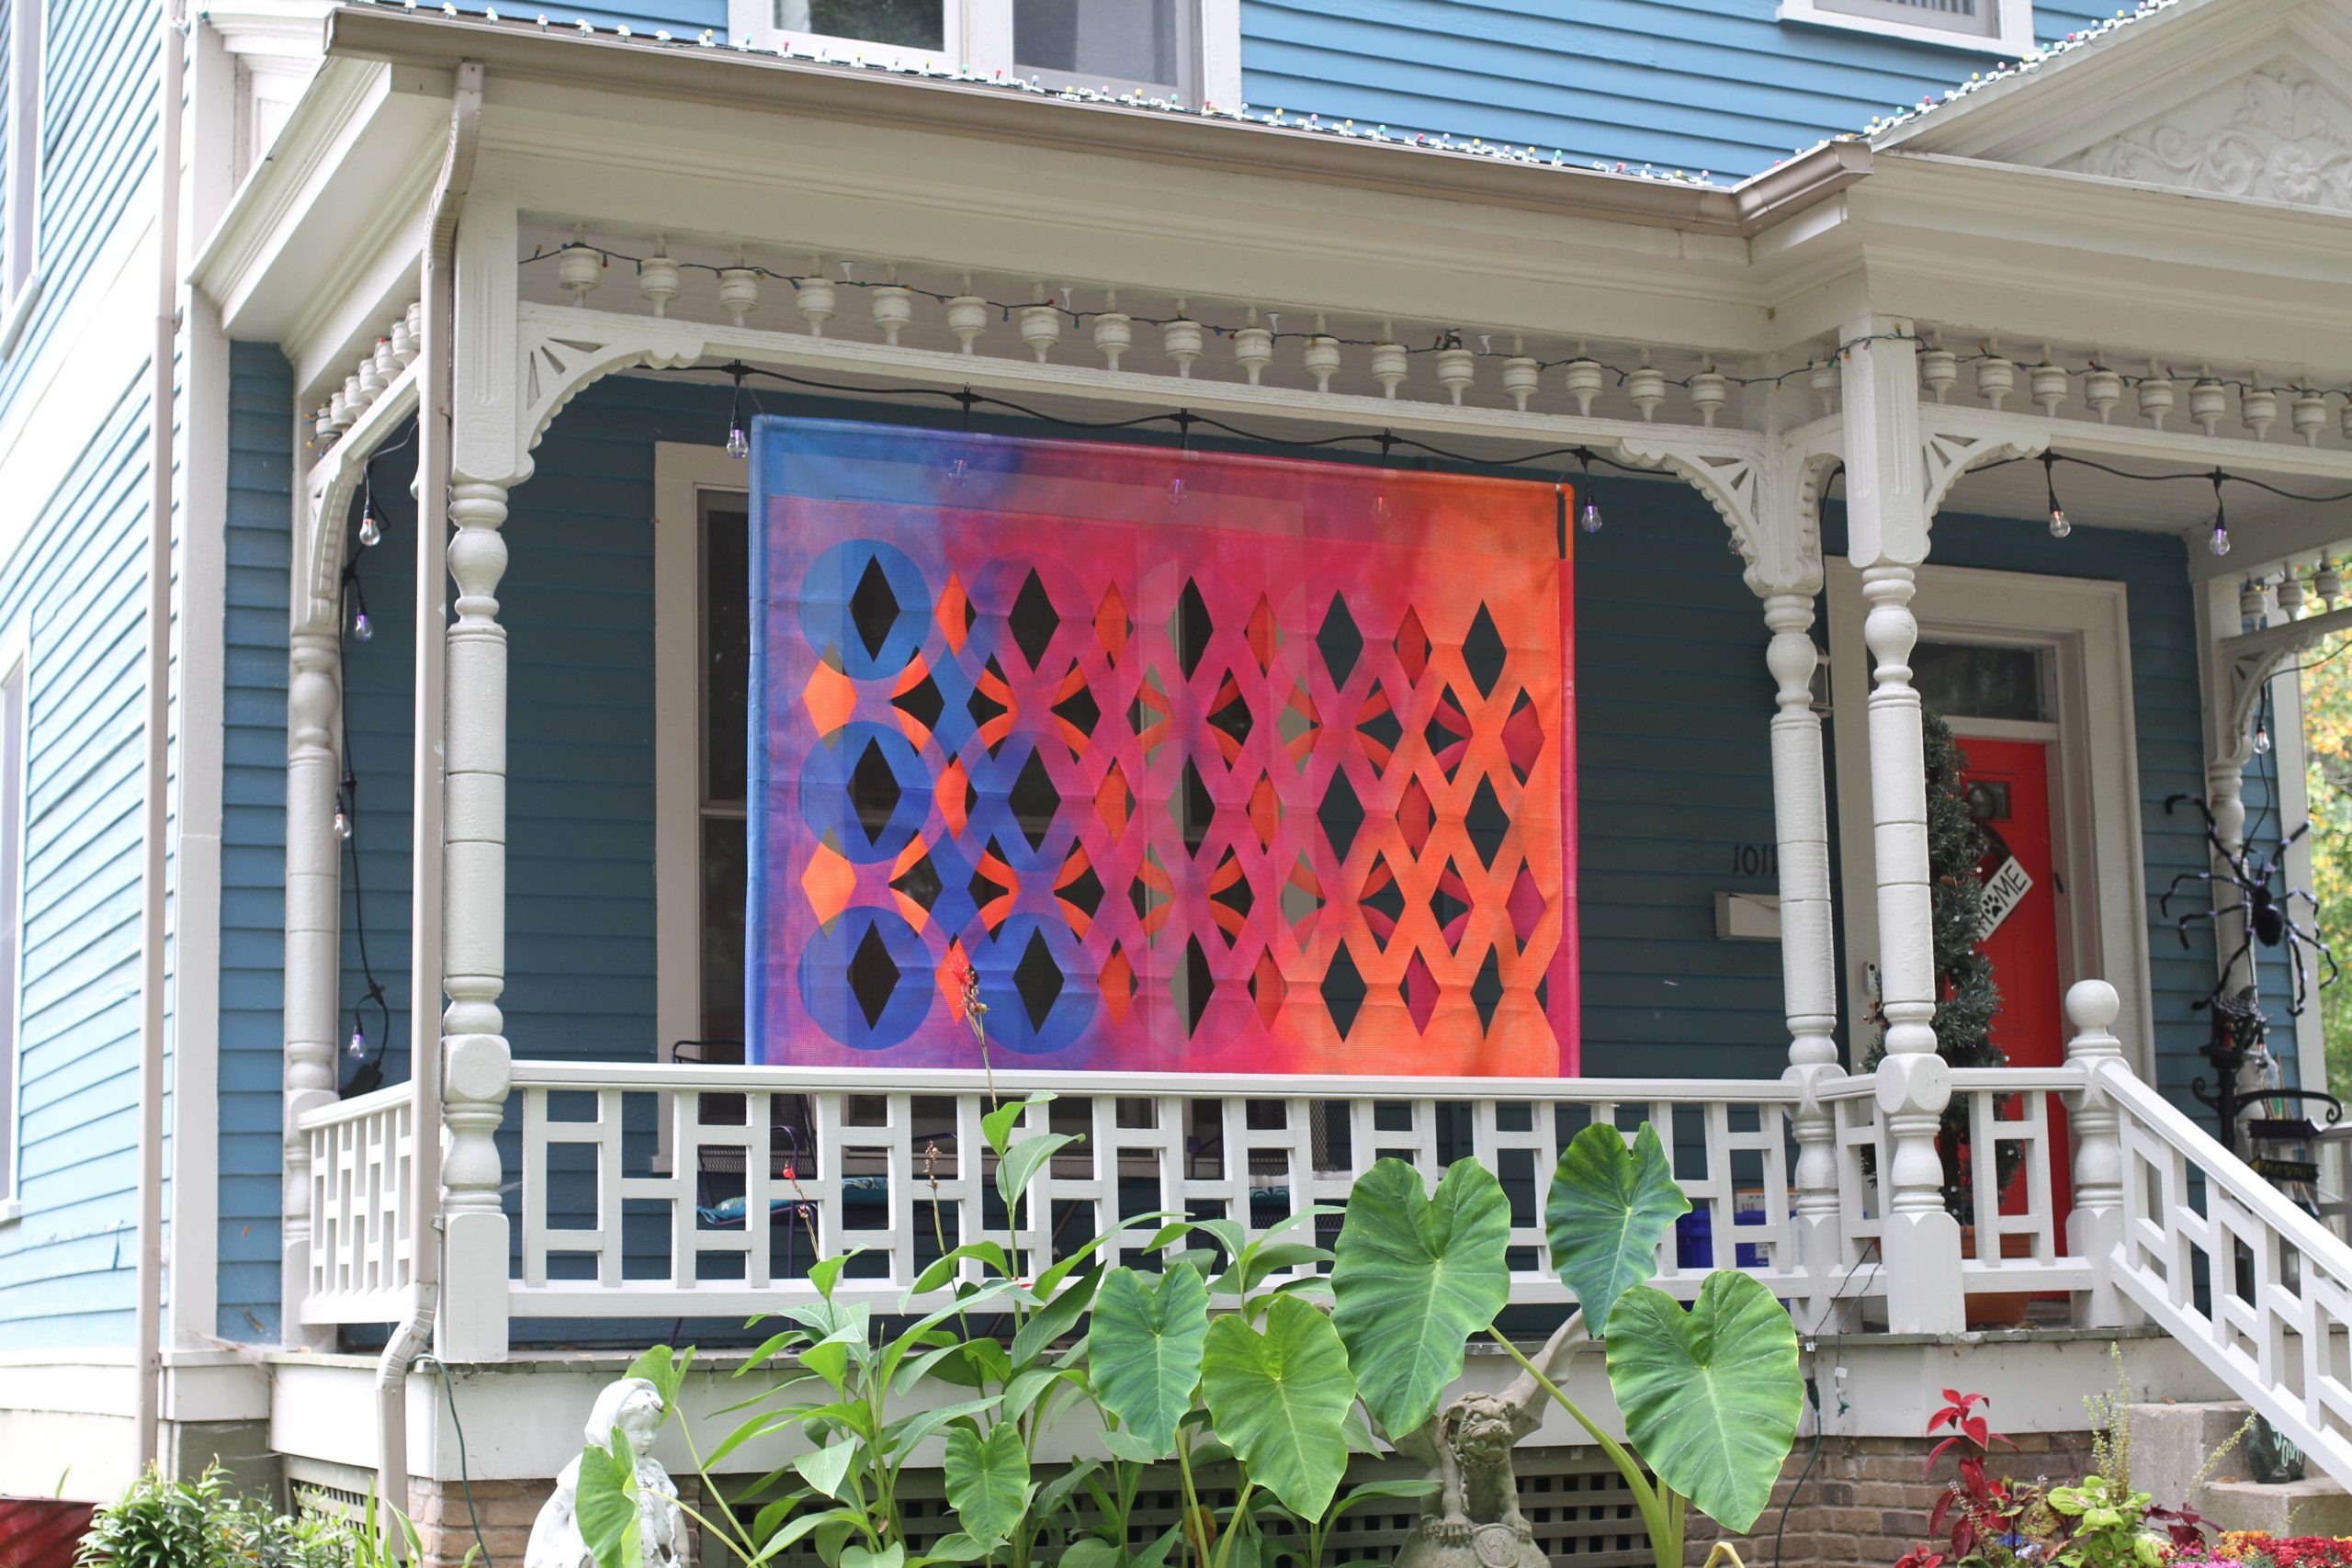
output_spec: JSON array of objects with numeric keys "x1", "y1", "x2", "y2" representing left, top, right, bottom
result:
[{"x1": 1729, "y1": 843, "x2": 1778, "y2": 877}]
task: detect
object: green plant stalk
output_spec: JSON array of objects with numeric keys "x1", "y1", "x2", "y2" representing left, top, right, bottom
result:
[
  {"x1": 1211, "y1": 1480, "x2": 1257, "y2": 1568},
  {"x1": 1174, "y1": 1433, "x2": 1208, "y2": 1568},
  {"x1": 1493, "y1": 1335, "x2": 1678, "y2": 1565},
  {"x1": 667, "y1": 1384, "x2": 759, "y2": 1555}
]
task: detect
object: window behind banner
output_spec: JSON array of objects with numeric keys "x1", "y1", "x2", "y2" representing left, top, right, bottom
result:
[{"x1": 742, "y1": 420, "x2": 1578, "y2": 1077}]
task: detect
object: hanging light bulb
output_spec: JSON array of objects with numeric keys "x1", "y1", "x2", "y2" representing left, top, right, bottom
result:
[
  {"x1": 347, "y1": 1024, "x2": 368, "y2": 1060},
  {"x1": 334, "y1": 807, "x2": 352, "y2": 842},
  {"x1": 725, "y1": 361, "x2": 750, "y2": 460},
  {"x1": 2207, "y1": 470, "x2": 2231, "y2": 557},
  {"x1": 351, "y1": 604, "x2": 372, "y2": 641},
  {"x1": 1577, "y1": 450, "x2": 1602, "y2": 534},
  {"x1": 358, "y1": 505, "x2": 382, "y2": 548},
  {"x1": 2254, "y1": 723, "x2": 2273, "y2": 757},
  {"x1": 2042, "y1": 453, "x2": 2070, "y2": 538}
]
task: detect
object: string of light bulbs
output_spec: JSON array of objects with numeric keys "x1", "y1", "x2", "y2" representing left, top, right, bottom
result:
[
  {"x1": 334, "y1": 437, "x2": 404, "y2": 1095},
  {"x1": 528, "y1": 241, "x2": 2352, "y2": 407}
]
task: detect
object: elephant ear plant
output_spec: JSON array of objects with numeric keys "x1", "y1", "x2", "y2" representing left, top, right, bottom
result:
[{"x1": 580, "y1": 1112, "x2": 1795, "y2": 1568}]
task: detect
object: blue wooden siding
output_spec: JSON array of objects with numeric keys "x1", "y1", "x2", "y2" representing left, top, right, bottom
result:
[
  {"x1": 1240, "y1": 0, "x2": 2113, "y2": 179},
  {"x1": 0, "y1": 0, "x2": 151, "y2": 406},
  {"x1": 216, "y1": 341, "x2": 294, "y2": 1341},
  {"x1": 0, "y1": 374, "x2": 153, "y2": 1348}
]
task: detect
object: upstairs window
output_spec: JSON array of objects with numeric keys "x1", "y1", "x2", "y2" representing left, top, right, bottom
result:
[
  {"x1": 733, "y1": 0, "x2": 1236, "y2": 107},
  {"x1": 0, "y1": 0, "x2": 40, "y2": 344},
  {"x1": 1780, "y1": 0, "x2": 2034, "y2": 55}
]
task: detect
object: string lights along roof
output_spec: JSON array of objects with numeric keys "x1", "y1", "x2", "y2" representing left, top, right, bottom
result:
[{"x1": 1863, "y1": 0, "x2": 2183, "y2": 143}]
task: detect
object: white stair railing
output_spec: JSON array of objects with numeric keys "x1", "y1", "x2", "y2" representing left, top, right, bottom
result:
[{"x1": 2075, "y1": 976, "x2": 2352, "y2": 1490}]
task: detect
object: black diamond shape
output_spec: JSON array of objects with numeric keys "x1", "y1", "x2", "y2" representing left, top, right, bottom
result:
[
  {"x1": 1180, "y1": 759, "x2": 1216, "y2": 856},
  {"x1": 848, "y1": 923, "x2": 899, "y2": 1028},
  {"x1": 1357, "y1": 682, "x2": 1402, "y2": 754},
  {"x1": 1463, "y1": 604, "x2": 1506, "y2": 699},
  {"x1": 1010, "y1": 569, "x2": 1060, "y2": 670},
  {"x1": 1179, "y1": 935, "x2": 1214, "y2": 1035},
  {"x1": 1319, "y1": 769, "x2": 1366, "y2": 863},
  {"x1": 849, "y1": 738, "x2": 901, "y2": 848},
  {"x1": 889, "y1": 851, "x2": 942, "y2": 912},
  {"x1": 1014, "y1": 930, "x2": 1064, "y2": 1032},
  {"x1": 1129, "y1": 852, "x2": 1170, "y2": 926},
  {"x1": 1317, "y1": 592, "x2": 1363, "y2": 689},
  {"x1": 1535, "y1": 975, "x2": 1549, "y2": 1013},
  {"x1": 1176, "y1": 580, "x2": 1215, "y2": 681},
  {"x1": 1471, "y1": 946, "x2": 1505, "y2": 1032},
  {"x1": 1322, "y1": 941, "x2": 1366, "y2": 1040},
  {"x1": 1010, "y1": 750, "x2": 1060, "y2": 852},
  {"x1": 969, "y1": 838, "x2": 1012, "y2": 912},
  {"x1": 1430, "y1": 858, "x2": 1472, "y2": 949},
  {"x1": 967, "y1": 658, "x2": 1011, "y2": 736},
  {"x1": 850, "y1": 557, "x2": 899, "y2": 661},
  {"x1": 1052, "y1": 683, "x2": 1102, "y2": 738},
  {"x1": 1363, "y1": 852, "x2": 1406, "y2": 938},
  {"x1": 1424, "y1": 693, "x2": 1469, "y2": 762},
  {"x1": 1466, "y1": 775, "x2": 1509, "y2": 870},
  {"x1": 1059, "y1": 861, "x2": 1104, "y2": 919},
  {"x1": 1209, "y1": 854, "x2": 1254, "y2": 925},
  {"x1": 1208, "y1": 684, "x2": 1254, "y2": 750},
  {"x1": 892, "y1": 671, "x2": 944, "y2": 732}
]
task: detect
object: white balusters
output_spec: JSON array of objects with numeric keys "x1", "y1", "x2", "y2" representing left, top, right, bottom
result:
[
  {"x1": 1435, "y1": 338, "x2": 1474, "y2": 405},
  {"x1": 2295, "y1": 387, "x2": 2329, "y2": 446},
  {"x1": 1809, "y1": 355, "x2": 1839, "y2": 417},
  {"x1": 2084, "y1": 362, "x2": 2122, "y2": 423},
  {"x1": 1919, "y1": 342, "x2": 1958, "y2": 404},
  {"x1": 1564, "y1": 346, "x2": 1604, "y2": 416},
  {"x1": 795, "y1": 257, "x2": 836, "y2": 336},
  {"x1": 946, "y1": 280, "x2": 989, "y2": 355},
  {"x1": 1163, "y1": 300, "x2": 1204, "y2": 378},
  {"x1": 1689, "y1": 362, "x2": 1727, "y2": 426},
  {"x1": 1234, "y1": 308, "x2": 1272, "y2": 385},
  {"x1": 1303, "y1": 321, "x2": 1340, "y2": 392},
  {"x1": 718, "y1": 257, "x2": 760, "y2": 327},
  {"x1": 558, "y1": 227, "x2": 600, "y2": 305},
  {"x1": 2030, "y1": 350, "x2": 2068, "y2": 417},
  {"x1": 2243, "y1": 375, "x2": 2278, "y2": 441},
  {"x1": 2140, "y1": 361, "x2": 2176, "y2": 429},
  {"x1": 639, "y1": 244, "x2": 680, "y2": 317},
  {"x1": 1019, "y1": 284, "x2": 1061, "y2": 362},
  {"x1": 871, "y1": 269, "x2": 913, "y2": 345},
  {"x1": 1370, "y1": 333, "x2": 1407, "y2": 400},
  {"x1": 1502, "y1": 344, "x2": 1539, "y2": 411},
  {"x1": 2192, "y1": 369, "x2": 2228, "y2": 435},
  {"x1": 1092, "y1": 291, "x2": 1133, "y2": 369},
  {"x1": 1627, "y1": 351, "x2": 1665, "y2": 421},
  {"x1": 1975, "y1": 342, "x2": 2016, "y2": 410}
]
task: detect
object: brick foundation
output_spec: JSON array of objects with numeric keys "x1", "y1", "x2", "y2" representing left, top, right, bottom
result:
[
  {"x1": 406, "y1": 1477, "x2": 555, "y2": 1568},
  {"x1": 1686, "y1": 1430, "x2": 2101, "y2": 1568}
]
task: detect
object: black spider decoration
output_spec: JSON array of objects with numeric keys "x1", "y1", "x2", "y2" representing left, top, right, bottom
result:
[{"x1": 2162, "y1": 793, "x2": 2340, "y2": 1017}]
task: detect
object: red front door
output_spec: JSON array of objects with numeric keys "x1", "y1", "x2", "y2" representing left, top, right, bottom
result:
[{"x1": 1957, "y1": 736, "x2": 2073, "y2": 1240}]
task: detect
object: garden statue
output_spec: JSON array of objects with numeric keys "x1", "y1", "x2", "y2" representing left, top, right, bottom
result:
[
  {"x1": 526, "y1": 1375, "x2": 686, "y2": 1568},
  {"x1": 1392, "y1": 1314, "x2": 1588, "y2": 1568}
]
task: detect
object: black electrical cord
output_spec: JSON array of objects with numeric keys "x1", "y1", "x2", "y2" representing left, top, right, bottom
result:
[{"x1": 334, "y1": 433, "x2": 411, "y2": 1097}]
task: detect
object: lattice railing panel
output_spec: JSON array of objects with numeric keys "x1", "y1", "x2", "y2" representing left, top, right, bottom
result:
[{"x1": 302, "y1": 1086, "x2": 414, "y2": 1324}]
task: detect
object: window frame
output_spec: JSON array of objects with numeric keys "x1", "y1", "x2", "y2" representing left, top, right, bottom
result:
[
  {"x1": 1777, "y1": 0, "x2": 2035, "y2": 57},
  {"x1": 724, "y1": 0, "x2": 1242, "y2": 108},
  {"x1": 0, "y1": 0, "x2": 43, "y2": 358},
  {"x1": 653, "y1": 442, "x2": 752, "y2": 1081},
  {"x1": 0, "y1": 642, "x2": 28, "y2": 1223}
]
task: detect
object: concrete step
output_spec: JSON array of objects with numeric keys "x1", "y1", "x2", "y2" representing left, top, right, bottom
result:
[{"x1": 2127, "y1": 1401, "x2": 2352, "y2": 1536}]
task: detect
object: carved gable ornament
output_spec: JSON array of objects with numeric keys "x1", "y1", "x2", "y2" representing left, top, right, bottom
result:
[{"x1": 2066, "y1": 68, "x2": 2352, "y2": 211}]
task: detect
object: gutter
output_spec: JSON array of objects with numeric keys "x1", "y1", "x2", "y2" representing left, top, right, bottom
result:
[
  {"x1": 134, "y1": 0, "x2": 186, "y2": 1474},
  {"x1": 319, "y1": 6, "x2": 1869, "y2": 238},
  {"x1": 377, "y1": 55, "x2": 480, "y2": 1553}
]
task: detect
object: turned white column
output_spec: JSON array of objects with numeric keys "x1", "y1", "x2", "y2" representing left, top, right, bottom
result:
[
  {"x1": 438, "y1": 475, "x2": 513, "y2": 1361},
  {"x1": 2063, "y1": 979, "x2": 2143, "y2": 1327},
  {"x1": 1763, "y1": 590, "x2": 1843, "y2": 1313},
  {"x1": 281, "y1": 616, "x2": 344, "y2": 1349},
  {"x1": 1842, "y1": 323, "x2": 1964, "y2": 1332}
]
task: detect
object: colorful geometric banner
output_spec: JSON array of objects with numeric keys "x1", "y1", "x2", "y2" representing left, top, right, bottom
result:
[{"x1": 748, "y1": 419, "x2": 1577, "y2": 1076}]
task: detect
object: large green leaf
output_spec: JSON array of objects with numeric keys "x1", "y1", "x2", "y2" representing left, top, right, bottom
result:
[
  {"x1": 1090, "y1": 1265, "x2": 1209, "y2": 1455},
  {"x1": 943, "y1": 1423, "x2": 1035, "y2": 1549},
  {"x1": 1604, "y1": 1274, "x2": 1802, "y2": 1534},
  {"x1": 998, "y1": 1133, "x2": 1080, "y2": 1214},
  {"x1": 1198, "y1": 1293, "x2": 1356, "y2": 1518},
  {"x1": 575, "y1": 1431, "x2": 642, "y2": 1568},
  {"x1": 1544, "y1": 1122, "x2": 1689, "y2": 1334},
  {"x1": 1330, "y1": 1158, "x2": 1511, "y2": 1438}
]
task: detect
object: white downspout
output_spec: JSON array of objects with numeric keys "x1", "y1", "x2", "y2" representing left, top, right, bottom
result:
[
  {"x1": 376, "y1": 59, "x2": 481, "y2": 1548},
  {"x1": 134, "y1": 0, "x2": 185, "y2": 1474}
]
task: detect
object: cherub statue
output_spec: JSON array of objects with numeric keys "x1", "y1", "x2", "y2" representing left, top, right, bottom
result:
[
  {"x1": 1392, "y1": 1314, "x2": 1589, "y2": 1568},
  {"x1": 526, "y1": 1376, "x2": 687, "y2": 1568}
]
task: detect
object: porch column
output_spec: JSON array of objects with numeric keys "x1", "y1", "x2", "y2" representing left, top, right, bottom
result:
[
  {"x1": 2063, "y1": 979, "x2": 2143, "y2": 1326},
  {"x1": 281, "y1": 615, "x2": 343, "y2": 1349},
  {"x1": 1761, "y1": 589, "x2": 1843, "y2": 1313},
  {"x1": 435, "y1": 197, "x2": 522, "y2": 1362},
  {"x1": 438, "y1": 476, "x2": 513, "y2": 1360},
  {"x1": 1842, "y1": 323, "x2": 1965, "y2": 1333}
]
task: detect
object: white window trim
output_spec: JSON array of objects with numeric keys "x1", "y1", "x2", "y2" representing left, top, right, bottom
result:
[
  {"x1": 0, "y1": 636, "x2": 28, "y2": 1224},
  {"x1": 1778, "y1": 0, "x2": 2035, "y2": 57},
  {"x1": 1826, "y1": 561, "x2": 2154, "y2": 1075},
  {"x1": 724, "y1": 0, "x2": 1242, "y2": 108},
  {"x1": 653, "y1": 440, "x2": 749, "y2": 1085},
  {"x1": 4, "y1": 0, "x2": 41, "y2": 320}
]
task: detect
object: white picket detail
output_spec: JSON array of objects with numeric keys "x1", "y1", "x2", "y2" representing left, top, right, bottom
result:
[
  {"x1": 300, "y1": 1084, "x2": 415, "y2": 1324},
  {"x1": 505, "y1": 1062, "x2": 1830, "y2": 1318}
]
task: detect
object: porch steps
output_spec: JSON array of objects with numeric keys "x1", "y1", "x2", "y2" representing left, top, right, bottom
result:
[{"x1": 2129, "y1": 1402, "x2": 2352, "y2": 1537}]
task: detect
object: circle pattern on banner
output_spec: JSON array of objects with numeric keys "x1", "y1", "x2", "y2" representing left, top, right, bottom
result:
[
  {"x1": 798, "y1": 906, "x2": 933, "y2": 1051},
  {"x1": 799, "y1": 720, "x2": 931, "y2": 864},
  {"x1": 800, "y1": 537, "x2": 932, "y2": 680}
]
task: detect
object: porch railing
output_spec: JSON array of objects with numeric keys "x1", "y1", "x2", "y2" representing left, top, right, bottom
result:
[{"x1": 300, "y1": 1083, "x2": 415, "y2": 1325}]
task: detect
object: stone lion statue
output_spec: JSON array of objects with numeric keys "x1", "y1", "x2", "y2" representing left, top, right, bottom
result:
[{"x1": 1391, "y1": 1313, "x2": 1589, "y2": 1568}]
